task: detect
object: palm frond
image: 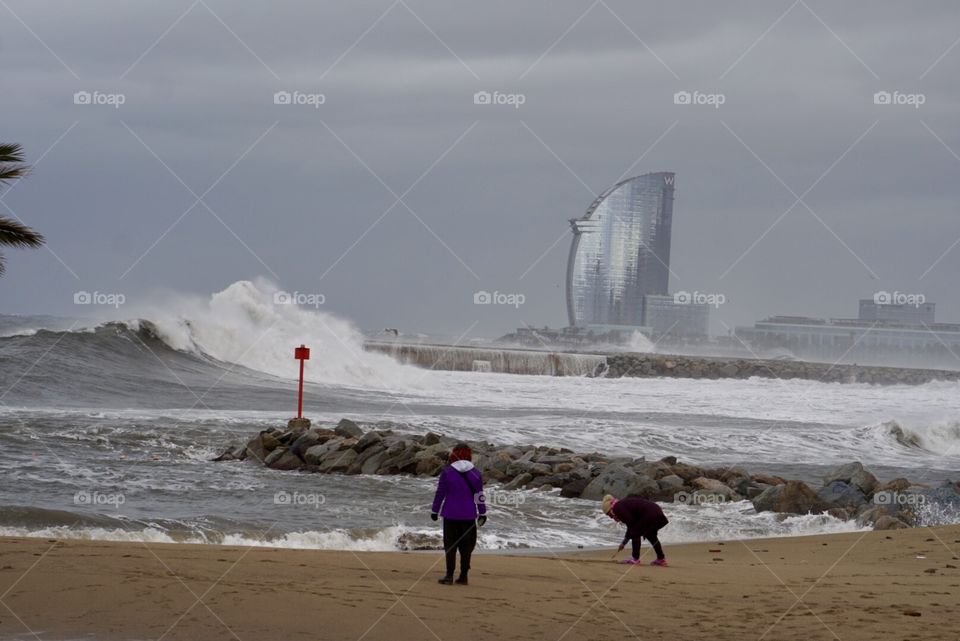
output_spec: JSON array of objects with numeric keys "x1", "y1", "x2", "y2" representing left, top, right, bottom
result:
[
  {"x1": 0, "y1": 142, "x2": 30, "y2": 184},
  {"x1": 0, "y1": 217, "x2": 45, "y2": 248},
  {"x1": 0, "y1": 165, "x2": 29, "y2": 183},
  {"x1": 0, "y1": 143, "x2": 25, "y2": 164}
]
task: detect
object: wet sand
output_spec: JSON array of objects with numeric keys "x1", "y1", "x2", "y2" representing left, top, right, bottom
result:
[{"x1": 1, "y1": 526, "x2": 959, "y2": 641}]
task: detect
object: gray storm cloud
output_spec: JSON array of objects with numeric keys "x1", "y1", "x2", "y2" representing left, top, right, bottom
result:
[{"x1": 2, "y1": 0, "x2": 959, "y2": 336}]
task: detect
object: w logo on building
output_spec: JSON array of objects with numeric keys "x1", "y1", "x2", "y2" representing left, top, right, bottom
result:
[{"x1": 663, "y1": 175, "x2": 675, "y2": 186}]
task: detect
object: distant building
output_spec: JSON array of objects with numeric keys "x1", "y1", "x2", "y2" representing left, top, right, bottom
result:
[
  {"x1": 566, "y1": 172, "x2": 675, "y2": 328},
  {"x1": 736, "y1": 300, "x2": 960, "y2": 366},
  {"x1": 858, "y1": 298, "x2": 935, "y2": 326},
  {"x1": 564, "y1": 172, "x2": 709, "y2": 337},
  {"x1": 643, "y1": 295, "x2": 710, "y2": 336}
]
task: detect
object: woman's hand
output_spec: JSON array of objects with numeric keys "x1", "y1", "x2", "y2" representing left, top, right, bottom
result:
[{"x1": 617, "y1": 543, "x2": 625, "y2": 553}]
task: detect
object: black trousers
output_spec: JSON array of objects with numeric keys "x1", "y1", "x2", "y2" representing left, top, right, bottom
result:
[
  {"x1": 443, "y1": 518, "x2": 477, "y2": 577},
  {"x1": 630, "y1": 529, "x2": 665, "y2": 560}
]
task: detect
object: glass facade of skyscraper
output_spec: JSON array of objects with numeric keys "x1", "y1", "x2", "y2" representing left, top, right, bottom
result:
[{"x1": 566, "y1": 172, "x2": 675, "y2": 327}]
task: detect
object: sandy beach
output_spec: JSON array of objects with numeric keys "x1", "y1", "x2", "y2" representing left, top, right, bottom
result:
[{"x1": 1, "y1": 526, "x2": 958, "y2": 641}]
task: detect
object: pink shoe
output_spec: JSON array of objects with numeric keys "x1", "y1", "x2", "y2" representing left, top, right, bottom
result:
[
  {"x1": 618, "y1": 558, "x2": 642, "y2": 565},
  {"x1": 650, "y1": 558, "x2": 668, "y2": 567}
]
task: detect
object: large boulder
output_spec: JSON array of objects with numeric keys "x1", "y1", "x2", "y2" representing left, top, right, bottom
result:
[
  {"x1": 286, "y1": 417, "x2": 311, "y2": 430},
  {"x1": 245, "y1": 431, "x2": 280, "y2": 463},
  {"x1": 212, "y1": 444, "x2": 246, "y2": 462},
  {"x1": 734, "y1": 477, "x2": 767, "y2": 499},
  {"x1": 690, "y1": 477, "x2": 740, "y2": 501},
  {"x1": 632, "y1": 460, "x2": 673, "y2": 479},
  {"x1": 873, "y1": 515, "x2": 909, "y2": 530},
  {"x1": 752, "y1": 481, "x2": 829, "y2": 515},
  {"x1": 415, "y1": 455, "x2": 445, "y2": 476},
  {"x1": 503, "y1": 473, "x2": 533, "y2": 490},
  {"x1": 290, "y1": 431, "x2": 322, "y2": 459},
  {"x1": 260, "y1": 432, "x2": 281, "y2": 451},
  {"x1": 657, "y1": 474, "x2": 685, "y2": 490},
  {"x1": 303, "y1": 442, "x2": 340, "y2": 465},
  {"x1": 264, "y1": 447, "x2": 303, "y2": 471},
  {"x1": 817, "y1": 481, "x2": 867, "y2": 510},
  {"x1": 355, "y1": 431, "x2": 384, "y2": 452},
  {"x1": 317, "y1": 448, "x2": 358, "y2": 473},
  {"x1": 359, "y1": 449, "x2": 389, "y2": 475},
  {"x1": 581, "y1": 465, "x2": 658, "y2": 501},
  {"x1": 670, "y1": 463, "x2": 707, "y2": 482},
  {"x1": 823, "y1": 462, "x2": 878, "y2": 496},
  {"x1": 626, "y1": 475, "x2": 660, "y2": 499},
  {"x1": 560, "y1": 477, "x2": 591, "y2": 498},
  {"x1": 857, "y1": 505, "x2": 896, "y2": 527},
  {"x1": 877, "y1": 478, "x2": 911, "y2": 493},
  {"x1": 527, "y1": 473, "x2": 572, "y2": 490},
  {"x1": 507, "y1": 461, "x2": 552, "y2": 478},
  {"x1": 334, "y1": 418, "x2": 364, "y2": 439},
  {"x1": 751, "y1": 474, "x2": 787, "y2": 486}
]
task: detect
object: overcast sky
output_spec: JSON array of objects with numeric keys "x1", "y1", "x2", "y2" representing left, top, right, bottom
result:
[{"x1": 2, "y1": 1, "x2": 959, "y2": 337}]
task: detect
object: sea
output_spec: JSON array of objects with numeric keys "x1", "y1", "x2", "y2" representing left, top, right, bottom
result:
[{"x1": 1, "y1": 280, "x2": 958, "y2": 552}]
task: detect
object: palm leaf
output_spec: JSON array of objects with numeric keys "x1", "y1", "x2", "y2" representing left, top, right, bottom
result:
[
  {"x1": 0, "y1": 142, "x2": 30, "y2": 184},
  {"x1": 0, "y1": 143, "x2": 25, "y2": 164},
  {"x1": 0, "y1": 145, "x2": 42, "y2": 277},
  {"x1": 0, "y1": 216, "x2": 44, "y2": 276},
  {"x1": 0, "y1": 217, "x2": 44, "y2": 248}
]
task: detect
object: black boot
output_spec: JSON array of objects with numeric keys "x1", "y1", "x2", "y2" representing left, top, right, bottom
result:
[
  {"x1": 438, "y1": 575, "x2": 453, "y2": 585},
  {"x1": 454, "y1": 573, "x2": 468, "y2": 585}
]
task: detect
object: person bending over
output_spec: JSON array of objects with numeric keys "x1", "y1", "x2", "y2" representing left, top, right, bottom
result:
[{"x1": 603, "y1": 494, "x2": 669, "y2": 566}]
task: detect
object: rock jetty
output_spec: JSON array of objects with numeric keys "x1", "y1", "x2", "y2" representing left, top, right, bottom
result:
[
  {"x1": 603, "y1": 354, "x2": 960, "y2": 385},
  {"x1": 215, "y1": 419, "x2": 960, "y2": 531}
]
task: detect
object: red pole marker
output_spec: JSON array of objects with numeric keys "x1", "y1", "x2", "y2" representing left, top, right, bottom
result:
[{"x1": 294, "y1": 344, "x2": 310, "y2": 418}]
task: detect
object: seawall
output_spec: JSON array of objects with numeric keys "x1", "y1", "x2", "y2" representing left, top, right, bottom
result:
[
  {"x1": 363, "y1": 341, "x2": 960, "y2": 384},
  {"x1": 364, "y1": 341, "x2": 605, "y2": 376}
]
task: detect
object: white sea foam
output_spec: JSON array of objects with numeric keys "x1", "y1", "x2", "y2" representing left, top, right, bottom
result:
[
  {"x1": 0, "y1": 507, "x2": 867, "y2": 552},
  {"x1": 122, "y1": 279, "x2": 419, "y2": 388}
]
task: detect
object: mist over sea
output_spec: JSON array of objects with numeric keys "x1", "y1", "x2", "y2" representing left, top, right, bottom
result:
[{"x1": 1, "y1": 280, "x2": 958, "y2": 551}]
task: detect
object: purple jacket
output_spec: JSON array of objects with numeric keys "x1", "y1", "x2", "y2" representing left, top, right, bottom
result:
[
  {"x1": 432, "y1": 461, "x2": 486, "y2": 520},
  {"x1": 612, "y1": 496, "x2": 668, "y2": 542}
]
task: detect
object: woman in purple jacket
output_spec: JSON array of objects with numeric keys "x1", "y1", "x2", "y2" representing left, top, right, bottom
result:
[
  {"x1": 603, "y1": 494, "x2": 669, "y2": 566},
  {"x1": 431, "y1": 443, "x2": 487, "y2": 585}
]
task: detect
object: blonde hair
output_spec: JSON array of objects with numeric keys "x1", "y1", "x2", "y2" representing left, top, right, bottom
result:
[{"x1": 602, "y1": 494, "x2": 616, "y2": 515}]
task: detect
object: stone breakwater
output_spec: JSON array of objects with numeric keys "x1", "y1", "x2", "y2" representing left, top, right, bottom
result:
[
  {"x1": 215, "y1": 419, "x2": 960, "y2": 532},
  {"x1": 364, "y1": 341, "x2": 960, "y2": 385},
  {"x1": 603, "y1": 354, "x2": 960, "y2": 385}
]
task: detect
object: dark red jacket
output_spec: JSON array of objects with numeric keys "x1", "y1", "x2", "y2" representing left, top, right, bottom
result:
[{"x1": 612, "y1": 497, "x2": 668, "y2": 542}]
